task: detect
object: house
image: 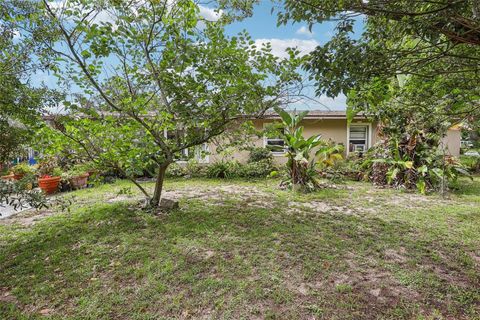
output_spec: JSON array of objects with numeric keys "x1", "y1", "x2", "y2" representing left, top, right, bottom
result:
[
  {"x1": 37, "y1": 110, "x2": 461, "y2": 166},
  {"x1": 203, "y1": 110, "x2": 462, "y2": 164}
]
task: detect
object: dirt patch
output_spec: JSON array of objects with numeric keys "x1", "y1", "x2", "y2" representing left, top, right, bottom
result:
[
  {"x1": 0, "y1": 209, "x2": 58, "y2": 227},
  {"x1": 164, "y1": 185, "x2": 277, "y2": 209},
  {"x1": 0, "y1": 288, "x2": 18, "y2": 304},
  {"x1": 328, "y1": 267, "x2": 420, "y2": 305},
  {"x1": 384, "y1": 248, "x2": 408, "y2": 264}
]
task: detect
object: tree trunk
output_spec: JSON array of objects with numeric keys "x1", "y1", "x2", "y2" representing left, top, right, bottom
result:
[{"x1": 150, "y1": 162, "x2": 170, "y2": 207}]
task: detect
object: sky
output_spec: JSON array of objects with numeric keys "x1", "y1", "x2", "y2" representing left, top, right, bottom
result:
[
  {"x1": 224, "y1": 2, "x2": 350, "y2": 110},
  {"x1": 32, "y1": 1, "x2": 365, "y2": 111}
]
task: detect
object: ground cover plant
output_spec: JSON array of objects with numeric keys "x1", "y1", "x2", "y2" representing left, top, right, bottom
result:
[{"x1": 0, "y1": 177, "x2": 479, "y2": 319}]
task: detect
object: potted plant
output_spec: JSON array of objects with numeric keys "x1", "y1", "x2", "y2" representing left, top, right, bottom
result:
[
  {"x1": 37, "y1": 158, "x2": 62, "y2": 194},
  {"x1": 63, "y1": 164, "x2": 89, "y2": 190},
  {"x1": 11, "y1": 163, "x2": 34, "y2": 180}
]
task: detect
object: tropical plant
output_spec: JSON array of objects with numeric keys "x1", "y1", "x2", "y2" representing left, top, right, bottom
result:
[
  {"x1": 37, "y1": 157, "x2": 61, "y2": 178},
  {"x1": 363, "y1": 135, "x2": 471, "y2": 194},
  {"x1": 273, "y1": 107, "x2": 334, "y2": 191}
]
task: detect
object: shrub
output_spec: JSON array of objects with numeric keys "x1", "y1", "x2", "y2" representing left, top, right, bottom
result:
[
  {"x1": 62, "y1": 163, "x2": 90, "y2": 180},
  {"x1": 37, "y1": 157, "x2": 59, "y2": 177},
  {"x1": 239, "y1": 159, "x2": 276, "y2": 178},
  {"x1": 206, "y1": 161, "x2": 241, "y2": 178},
  {"x1": 165, "y1": 163, "x2": 187, "y2": 178},
  {"x1": 185, "y1": 159, "x2": 208, "y2": 178},
  {"x1": 248, "y1": 147, "x2": 273, "y2": 163},
  {"x1": 11, "y1": 163, "x2": 34, "y2": 175},
  {"x1": 363, "y1": 139, "x2": 471, "y2": 194},
  {"x1": 460, "y1": 155, "x2": 480, "y2": 173}
]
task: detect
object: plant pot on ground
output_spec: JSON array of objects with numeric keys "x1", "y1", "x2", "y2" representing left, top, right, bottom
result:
[
  {"x1": 63, "y1": 164, "x2": 91, "y2": 190},
  {"x1": 38, "y1": 176, "x2": 62, "y2": 194},
  {"x1": 69, "y1": 173, "x2": 89, "y2": 190},
  {"x1": 11, "y1": 163, "x2": 34, "y2": 180},
  {"x1": 37, "y1": 158, "x2": 62, "y2": 194}
]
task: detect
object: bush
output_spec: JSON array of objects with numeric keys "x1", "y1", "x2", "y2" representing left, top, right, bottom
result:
[
  {"x1": 319, "y1": 159, "x2": 362, "y2": 182},
  {"x1": 11, "y1": 163, "x2": 34, "y2": 175},
  {"x1": 206, "y1": 161, "x2": 241, "y2": 178},
  {"x1": 165, "y1": 163, "x2": 187, "y2": 178},
  {"x1": 248, "y1": 147, "x2": 273, "y2": 163},
  {"x1": 460, "y1": 155, "x2": 480, "y2": 173},
  {"x1": 185, "y1": 160, "x2": 208, "y2": 178},
  {"x1": 239, "y1": 159, "x2": 276, "y2": 178}
]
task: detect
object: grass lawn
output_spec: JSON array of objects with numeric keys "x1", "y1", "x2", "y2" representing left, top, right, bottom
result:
[{"x1": 0, "y1": 177, "x2": 479, "y2": 319}]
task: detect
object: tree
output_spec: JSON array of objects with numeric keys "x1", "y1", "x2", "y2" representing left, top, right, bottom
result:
[
  {"x1": 0, "y1": 1, "x2": 52, "y2": 163},
  {"x1": 19, "y1": 0, "x2": 304, "y2": 208},
  {"x1": 276, "y1": 1, "x2": 480, "y2": 119}
]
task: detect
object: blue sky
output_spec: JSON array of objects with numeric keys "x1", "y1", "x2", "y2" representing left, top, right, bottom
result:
[
  {"x1": 34, "y1": 1, "x2": 365, "y2": 111},
  {"x1": 222, "y1": 2, "x2": 359, "y2": 110}
]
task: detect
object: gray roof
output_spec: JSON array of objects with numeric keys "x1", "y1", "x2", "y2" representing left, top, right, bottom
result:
[{"x1": 262, "y1": 110, "x2": 367, "y2": 120}]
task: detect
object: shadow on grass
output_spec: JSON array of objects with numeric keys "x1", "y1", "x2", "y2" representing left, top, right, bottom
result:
[{"x1": 0, "y1": 196, "x2": 479, "y2": 319}]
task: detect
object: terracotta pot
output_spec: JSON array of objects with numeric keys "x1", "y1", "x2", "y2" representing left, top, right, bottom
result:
[
  {"x1": 1, "y1": 174, "x2": 15, "y2": 181},
  {"x1": 38, "y1": 176, "x2": 61, "y2": 194},
  {"x1": 13, "y1": 173, "x2": 25, "y2": 180},
  {"x1": 69, "y1": 173, "x2": 89, "y2": 190}
]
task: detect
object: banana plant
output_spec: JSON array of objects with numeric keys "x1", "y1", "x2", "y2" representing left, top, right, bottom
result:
[{"x1": 273, "y1": 107, "x2": 344, "y2": 191}]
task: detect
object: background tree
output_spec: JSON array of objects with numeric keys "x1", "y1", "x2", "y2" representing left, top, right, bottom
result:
[
  {"x1": 21, "y1": 0, "x2": 305, "y2": 208},
  {"x1": 0, "y1": 1, "x2": 53, "y2": 164}
]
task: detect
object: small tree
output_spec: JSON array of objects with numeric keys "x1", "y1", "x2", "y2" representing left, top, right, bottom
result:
[{"x1": 26, "y1": 0, "x2": 304, "y2": 208}]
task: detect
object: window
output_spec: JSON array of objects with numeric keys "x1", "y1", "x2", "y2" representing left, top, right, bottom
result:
[
  {"x1": 348, "y1": 125, "x2": 369, "y2": 153},
  {"x1": 265, "y1": 128, "x2": 286, "y2": 154},
  {"x1": 194, "y1": 143, "x2": 209, "y2": 163}
]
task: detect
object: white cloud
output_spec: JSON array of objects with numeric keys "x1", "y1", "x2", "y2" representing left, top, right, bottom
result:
[
  {"x1": 254, "y1": 38, "x2": 319, "y2": 58},
  {"x1": 296, "y1": 26, "x2": 314, "y2": 37},
  {"x1": 198, "y1": 5, "x2": 222, "y2": 22}
]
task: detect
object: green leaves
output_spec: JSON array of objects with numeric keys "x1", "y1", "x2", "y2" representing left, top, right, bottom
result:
[{"x1": 22, "y1": 0, "x2": 304, "y2": 204}]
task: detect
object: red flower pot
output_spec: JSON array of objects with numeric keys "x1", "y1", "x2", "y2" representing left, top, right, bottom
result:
[
  {"x1": 69, "y1": 173, "x2": 89, "y2": 190},
  {"x1": 38, "y1": 176, "x2": 61, "y2": 194}
]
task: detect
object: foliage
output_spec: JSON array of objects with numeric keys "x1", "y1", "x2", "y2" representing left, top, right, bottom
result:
[
  {"x1": 248, "y1": 147, "x2": 273, "y2": 163},
  {"x1": 15, "y1": 0, "x2": 304, "y2": 208},
  {"x1": 11, "y1": 163, "x2": 34, "y2": 175},
  {"x1": 316, "y1": 141, "x2": 344, "y2": 170},
  {"x1": 61, "y1": 163, "x2": 90, "y2": 180},
  {"x1": 165, "y1": 163, "x2": 188, "y2": 178},
  {"x1": 327, "y1": 157, "x2": 364, "y2": 182},
  {"x1": 239, "y1": 159, "x2": 276, "y2": 179},
  {"x1": 460, "y1": 155, "x2": 480, "y2": 173},
  {"x1": 37, "y1": 157, "x2": 61, "y2": 177},
  {"x1": 206, "y1": 161, "x2": 241, "y2": 179},
  {"x1": 0, "y1": 179, "x2": 48, "y2": 211},
  {"x1": 273, "y1": 107, "x2": 325, "y2": 191},
  {"x1": 363, "y1": 135, "x2": 471, "y2": 194},
  {"x1": 167, "y1": 157, "x2": 275, "y2": 179},
  {"x1": 273, "y1": 1, "x2": 480, "y2": 119},
  {"x1": 0, "y1": 2, "x2": 56, "y2": 163}
]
